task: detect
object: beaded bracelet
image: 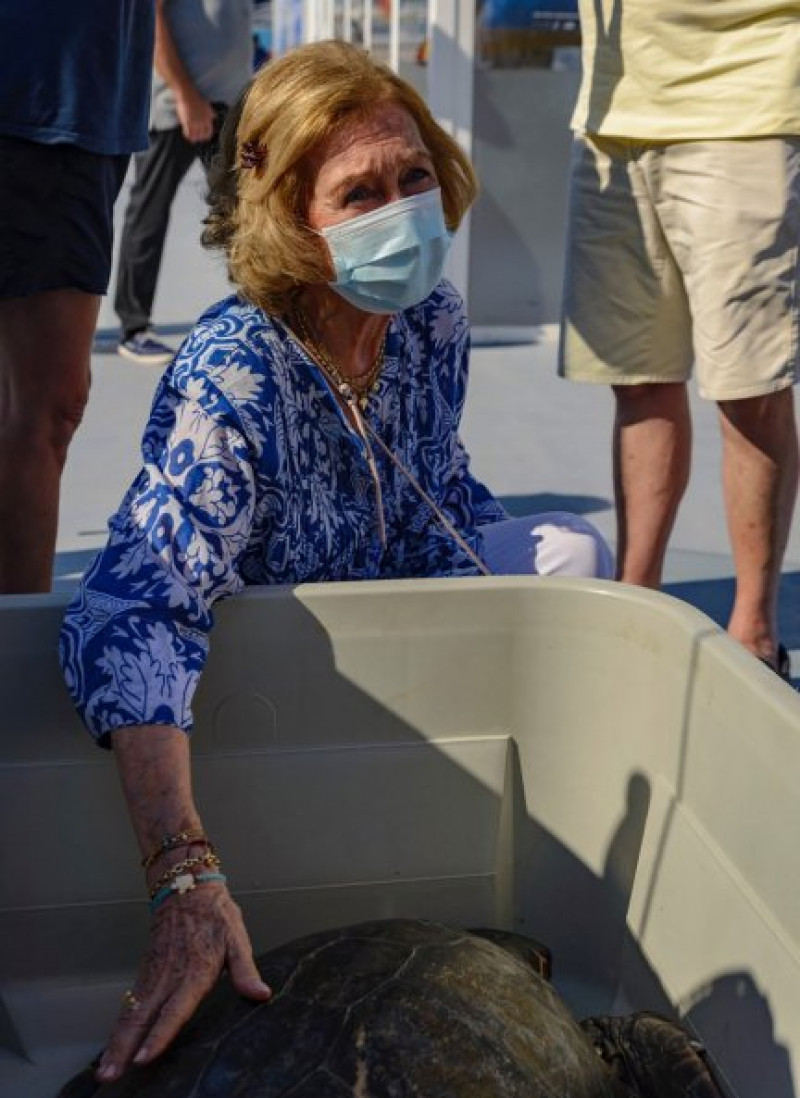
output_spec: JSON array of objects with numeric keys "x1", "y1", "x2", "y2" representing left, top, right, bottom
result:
[
  {"x1": 149, "y1": 872, "x2": 228, "y2": 914},
  {"x1": 148, "y1": 851, "x2": 222, "y2": 898},
  {"x1": 141, "y1": 829, "x2": 212, "y2": 870}
]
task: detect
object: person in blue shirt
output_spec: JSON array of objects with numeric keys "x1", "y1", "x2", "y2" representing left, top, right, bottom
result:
[
  {"x1": 60, "y1": 40, "x2": 612, "y2": 1080},
  {"x1": 0, "y1": 0, "x2": 155, "y2": 593}
]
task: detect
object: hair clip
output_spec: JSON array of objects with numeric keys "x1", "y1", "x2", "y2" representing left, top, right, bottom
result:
[{"x1": 240, "y1": 140, "x2": 265, "y2": 169}]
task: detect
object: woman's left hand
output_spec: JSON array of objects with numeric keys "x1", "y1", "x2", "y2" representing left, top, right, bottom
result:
[
  {"x1": 95, "y1": 882, "x2": 272, "y2": 1082},
  {"x1": 99, "y1": 725, "x2": 273, "y2": 1082}
]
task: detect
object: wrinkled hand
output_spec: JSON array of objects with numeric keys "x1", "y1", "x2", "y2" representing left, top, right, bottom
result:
[
  {"x1": 95, "y1": 885, "x2": 271, "y2": 1083},
  {"x1": 175, "y1": 91, "x2": 215, "y2": 144}
]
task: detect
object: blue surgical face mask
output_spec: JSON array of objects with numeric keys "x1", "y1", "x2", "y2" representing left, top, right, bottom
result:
[{"x1": 319, "y1": 188, "x2": 452, "y2": 315}]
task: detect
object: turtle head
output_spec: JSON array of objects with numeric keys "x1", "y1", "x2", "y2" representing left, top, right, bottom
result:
[{"x1": 579, "y1": 1012, "x2": 729, "y2": 1098}]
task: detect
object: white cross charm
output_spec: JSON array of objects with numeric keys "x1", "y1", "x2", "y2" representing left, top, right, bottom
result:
[{"x1": 171, "y1": 873, "x2": 197, "y2": 895}]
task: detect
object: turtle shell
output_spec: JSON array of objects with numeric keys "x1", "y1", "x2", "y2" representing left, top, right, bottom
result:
[{"x1": 59, "y1": 918, "x2": 622, "y2": 1098}]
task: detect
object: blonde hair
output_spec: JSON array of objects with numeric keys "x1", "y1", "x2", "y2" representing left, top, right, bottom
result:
[{"x1": 203, "y1": 39, "x2": 478, "y2": 314}]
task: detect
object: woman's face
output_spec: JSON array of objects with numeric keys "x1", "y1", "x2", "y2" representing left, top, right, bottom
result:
[{"x1": 305, "y1": 102, "x2": 439, "y2": 232}]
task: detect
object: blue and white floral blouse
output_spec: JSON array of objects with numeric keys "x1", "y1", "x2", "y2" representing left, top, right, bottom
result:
[{"x1": 60, "y1": 281, "x2": 507, "y2": 741}]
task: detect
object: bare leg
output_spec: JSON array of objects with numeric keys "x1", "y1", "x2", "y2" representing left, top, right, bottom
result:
[
  {"x1": 613, "y1": 382, "x2": 692, "y2": 587},
  {"x1": 0, "y1": 289, "x2": 98, "y2": 593},
  {"x1": 719, "y1": 388, "x2": 799, "y2": 665}
]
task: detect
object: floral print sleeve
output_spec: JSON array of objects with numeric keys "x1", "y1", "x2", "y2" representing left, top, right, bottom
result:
[{"x1": 59, "y1": 378, "x2": 256, "y2": 743}]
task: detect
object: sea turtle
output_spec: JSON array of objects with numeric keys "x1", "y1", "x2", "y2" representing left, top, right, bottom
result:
[{"x1": 59, "y1": 918, "x2": 725, "y2": 1097}]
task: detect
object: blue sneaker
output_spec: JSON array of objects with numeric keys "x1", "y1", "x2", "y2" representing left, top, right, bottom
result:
[{"x1": 118, "y1": 329, "x2": 175, "y2": 367}]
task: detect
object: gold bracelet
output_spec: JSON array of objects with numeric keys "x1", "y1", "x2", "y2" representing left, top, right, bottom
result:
[
  {"x1": 141, "y1": 829, "x2": 211, "y2": 870},
  {"x1": 148, "y1": 852, "x2": 223, "y2": 898}
]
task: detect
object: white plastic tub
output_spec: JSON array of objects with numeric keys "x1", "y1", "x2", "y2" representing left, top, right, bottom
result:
[{"x1": 1, "y1": 577, "x2": 799, "y2": 1097}]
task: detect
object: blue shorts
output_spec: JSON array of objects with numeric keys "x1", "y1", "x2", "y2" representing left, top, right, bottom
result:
[{"x1": 0, "y1": 136, "x2": 129, "y2": 300}]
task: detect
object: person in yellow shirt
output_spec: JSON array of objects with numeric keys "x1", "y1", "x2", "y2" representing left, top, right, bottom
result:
[{"x1": 559, "y1": 1, "x2": 800, "y2": 681}]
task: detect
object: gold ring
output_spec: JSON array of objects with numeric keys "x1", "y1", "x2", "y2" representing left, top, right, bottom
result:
[{"x1": 122, "y1": 989, "x2": 141, "y2": 1012}]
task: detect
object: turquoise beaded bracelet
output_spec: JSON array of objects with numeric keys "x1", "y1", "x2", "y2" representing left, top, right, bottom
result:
[{"x1": 149, "y1": 871, "x2": 227, "y2": 914}]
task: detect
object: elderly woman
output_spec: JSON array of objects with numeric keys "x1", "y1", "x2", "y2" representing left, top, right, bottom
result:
[{"x1": 60, "y1": 40, "x2": 612, "y2": 1080}]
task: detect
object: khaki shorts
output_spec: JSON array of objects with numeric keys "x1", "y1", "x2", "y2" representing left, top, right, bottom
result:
[{"x1": 558, "y1": 135, "x2": 800, "y2": 400}]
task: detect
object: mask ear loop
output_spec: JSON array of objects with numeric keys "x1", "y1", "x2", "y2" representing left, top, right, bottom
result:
[
  {"x1": 329, "y1": 383, "x2": 388, "y2": 549},
  {"x1": 361, "y1": 417, "x2": 492, "y2": 576},
  {"x1": 350, "y1": 402, "x2": 388, "y2": 550},
  {"x1": 293, "y1": 314, "x2": 487, "y2": 573}
]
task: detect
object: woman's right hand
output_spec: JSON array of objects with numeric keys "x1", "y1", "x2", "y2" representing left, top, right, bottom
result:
[{"x1": 95, "y1": 882, "x2": 272, "y2": 1083}]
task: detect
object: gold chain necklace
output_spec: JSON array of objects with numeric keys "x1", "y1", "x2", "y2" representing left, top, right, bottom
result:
[{"x1": 291, "y1": 309, "x2": 385, "y2": 411}]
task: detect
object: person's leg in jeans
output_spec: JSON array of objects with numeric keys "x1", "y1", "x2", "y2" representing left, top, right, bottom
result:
[
  {"x1": 114, "y1": 127, "x2": 197, "y2": 342},
  {"x1": 479, "y1": 512, "x2": 615, "y2": 577}
]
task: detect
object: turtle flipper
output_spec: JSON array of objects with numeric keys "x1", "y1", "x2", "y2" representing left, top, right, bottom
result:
[{"x1": 580, "y1": 1012, "x2": 727, "y2": 1098}]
